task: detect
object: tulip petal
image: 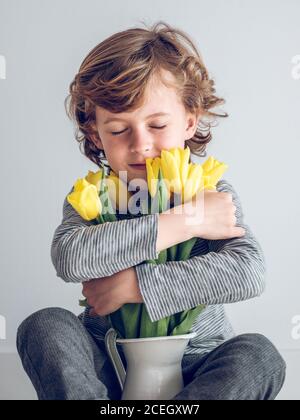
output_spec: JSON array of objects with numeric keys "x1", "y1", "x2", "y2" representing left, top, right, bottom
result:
[
  {"x1": 67, "y1": 183, "x2": 101, "y2": 221},
  {"x1": 85, "y1": 169, "x2": 104, "y2": 191},
  {"x1": 161, "y1": 150, "x2": 182, "y2": 193},
  {"x1": 180, "y1": 147, "x2": 191, "y2": 187},
  {"x1": 206, "y1": 163, "x2": 228, "y2": 186},
  {"x1": 201, "y1": 156, "x2": 215, "y2": 173},
  {"x1": 146, "y1": 157, "x2": 161, "y2": 198}
]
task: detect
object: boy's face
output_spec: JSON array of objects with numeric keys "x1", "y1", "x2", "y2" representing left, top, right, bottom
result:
[{"x1": 90, "y1": 70, "x2": 200, "y2": 187}]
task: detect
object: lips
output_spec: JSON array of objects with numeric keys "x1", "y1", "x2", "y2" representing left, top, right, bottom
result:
[{"x1": 129, "y1": 164, "x2": 146, "y2": 170}]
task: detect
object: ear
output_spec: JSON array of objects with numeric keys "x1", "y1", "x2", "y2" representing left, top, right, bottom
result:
[
  {"x1": 89, "y1": 123, "x2": 104, "y2": 150},
  {"x1": 185, "y1": 111, "x2": 201, "y2": 140}
]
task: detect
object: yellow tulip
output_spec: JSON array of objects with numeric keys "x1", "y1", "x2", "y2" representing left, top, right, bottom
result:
[
  {"x1": 179, "y1": 147, "x2": 191, "y2": 187},
  {"x1": 160, "y1": 149, "x2": 184, "y2": 194},
  {"x1": 169, "y1": 147, "x2": 181, "y2": 167},
  {"x1": 145, "y1": 147, "x2": 192, "y2": 198},
  {"x1": 202, "y1": 156, "x2": 228, "y2": 190},
  {"x1": 67, "y1": 178, "x2": 102, "y2": 221},
  {"x1": 201, "y1": 156, "x2": 215, "y2": 173},
  {"x1": 145, "y1": 147, "x2": 228, "y2": 207},
  {"x1": 85, "y1": 169, "x2": 104, "y2": 191},
  {"x1": 182, "y1": 163, "x2": 204, "y2": 203},
  {"x1": 106, "y1": 170, "x2": 131, "y2": 213},
  {"x1": 146, "y1": 157, "x2": 161, "y2": 198}
]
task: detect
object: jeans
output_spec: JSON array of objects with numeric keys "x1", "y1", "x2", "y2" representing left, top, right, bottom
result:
[{"x1": 16, "y1": 307, "x2": 286, "y2": 400}]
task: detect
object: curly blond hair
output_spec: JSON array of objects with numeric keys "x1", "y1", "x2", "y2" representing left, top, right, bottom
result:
[{"x1": 65, "y1": 21, "x2": 228, "y2": 169}]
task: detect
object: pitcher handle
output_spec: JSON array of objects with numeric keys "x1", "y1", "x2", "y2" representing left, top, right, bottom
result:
[{"x1": 104, "y1": 328, "x2": 126, "y2": 391}]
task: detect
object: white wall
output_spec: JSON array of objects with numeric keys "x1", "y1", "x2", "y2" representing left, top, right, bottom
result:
[{"x1": 0, "y1": 0, "x2": 299, "y2": 399}]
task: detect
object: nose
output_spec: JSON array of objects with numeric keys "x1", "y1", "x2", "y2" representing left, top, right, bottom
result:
[{"x1": 129, "y1": 129, "x2": 153, "y2": 154}]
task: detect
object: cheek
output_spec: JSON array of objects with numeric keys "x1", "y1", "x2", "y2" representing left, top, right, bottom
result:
[
  {"x1": 157, "y1": 135, "x2": 185, "y2": 151},
  {"x1": 105, "y1": 144, "x2": 128, "y2": 170},
  {"x1": 104, "y1": 141, "x2": 123, "y2": 157}
]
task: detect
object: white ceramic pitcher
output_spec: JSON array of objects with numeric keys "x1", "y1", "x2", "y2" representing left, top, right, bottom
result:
[{"x1": 104, "y1": 327, "x2": 197, "y2": 400}]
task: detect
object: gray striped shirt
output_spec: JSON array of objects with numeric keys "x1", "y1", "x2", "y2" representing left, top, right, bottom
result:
[{"x1": 50, "y1": 178, "x2": 266, "y2": 356}]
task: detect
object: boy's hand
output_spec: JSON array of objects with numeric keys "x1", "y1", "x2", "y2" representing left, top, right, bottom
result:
[
  {"x1": 82, "y1": 267, "x2": 144, "y2": 317},
  {"x1": 183, "y1": 190, "x2": 246, "y2": 240}
]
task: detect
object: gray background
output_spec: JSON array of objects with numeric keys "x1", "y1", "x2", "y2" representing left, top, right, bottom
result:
[{"x1": 0, "y1": 0, "x2": 299, "y2": 399}]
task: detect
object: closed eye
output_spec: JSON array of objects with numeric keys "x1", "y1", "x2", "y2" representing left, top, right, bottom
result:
[{"x1": 111, "y1": 126, "x2": 167, "y2": 136}]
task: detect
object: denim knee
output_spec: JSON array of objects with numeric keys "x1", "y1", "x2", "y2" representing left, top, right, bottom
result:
[
  {"x1": 16, "y1": 307, "x2": 110, "y2": 400},
  {"x1": 16, "y1": 307, "x2": 77, "y2": 356},
  {"x1": 237, "y1": 333, "x2": 286, "y2": 377}
]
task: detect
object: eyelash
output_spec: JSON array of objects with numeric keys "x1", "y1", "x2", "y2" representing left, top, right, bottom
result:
[{"x1": 111, "y1": 125, "x2": 167, "y2": 136}]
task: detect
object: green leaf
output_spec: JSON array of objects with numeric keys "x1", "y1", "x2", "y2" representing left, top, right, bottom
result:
[
  {"x1": 167, "y1": 311, "x2": 184, "y2": 335},
  {"x1": 145, "y1": 258, "x2": 158, "y2": 264},
  {"x1": 99, "y1": 177, "x2": 117, "y2": 223},
  {"x1": 170, "y1": 305, "x2": 206, "y2": 336},
  {"x1": 167, "y1": 244, "x2": 178, "y2": 261},
  {"x1": 176, "y1": 237, "x2": 198, "y2": 260},
  {"x1": 158, "y1": 168, "x2": 169, "y2": 212},
  {"x1": 108, "y1": 303, "x2": 144, "y2": 339},
  {"x1": 139, "y1": 305, "x2": 171, "y2": 338},
  {"x1": 79, "y1": 298, "x2": 88, "y2": 307},
  {"x1": 157, "y1": 249, "x2": 168, "y2": 264}
]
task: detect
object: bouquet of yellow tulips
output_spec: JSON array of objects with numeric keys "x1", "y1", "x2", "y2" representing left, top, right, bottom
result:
[{"x1": 67, "y1": 146, "x2": 228, "y2": 339}]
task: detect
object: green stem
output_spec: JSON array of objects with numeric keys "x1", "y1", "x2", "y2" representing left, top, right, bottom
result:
[
  {"x1": 79, "y1": 298, "x2": 88, "y2": 307},
  {"x1": 176, "y1": 237, "x2": 198, "y2": 260},
  {"x1": 167, "y1": 244, "x2": 178, "y2": 261},
  {"x1": 99, "y1": 181, "x2": 117, "y2": 223}
]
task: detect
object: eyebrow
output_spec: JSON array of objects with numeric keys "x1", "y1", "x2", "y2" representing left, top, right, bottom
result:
[{"x1": 103, "y1": 112, "x2": 170, "y2": 125}]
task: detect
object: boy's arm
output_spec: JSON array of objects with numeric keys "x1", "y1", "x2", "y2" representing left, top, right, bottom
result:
[
  {"x1": 50, "y1": 187, "x2": 160, "y2": 283},
  {"x1": 51, "y1": 186, "x2": 191, "y2": 283},
  {"x1": 135, "y1": 179, "x2": 267, "y2": 323}
]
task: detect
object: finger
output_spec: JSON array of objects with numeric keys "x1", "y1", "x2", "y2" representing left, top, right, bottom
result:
[
  {"x1": 218, "y1": 192, "x2": 232, "y2": 202},
  {"x1": 224, "y1": 193, "x2": 233, "y2": 202},
  {"x1": 232, "y1": 227, "x2": 246, "y2": 237}
]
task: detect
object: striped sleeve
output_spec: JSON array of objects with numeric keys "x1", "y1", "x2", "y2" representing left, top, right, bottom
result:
[
  {"x1": 50, "y1": 187, "x2": 160, "y2": 283},
  {"x1": 135, "y1": 179, "x2": 267, "y2": 322}
]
